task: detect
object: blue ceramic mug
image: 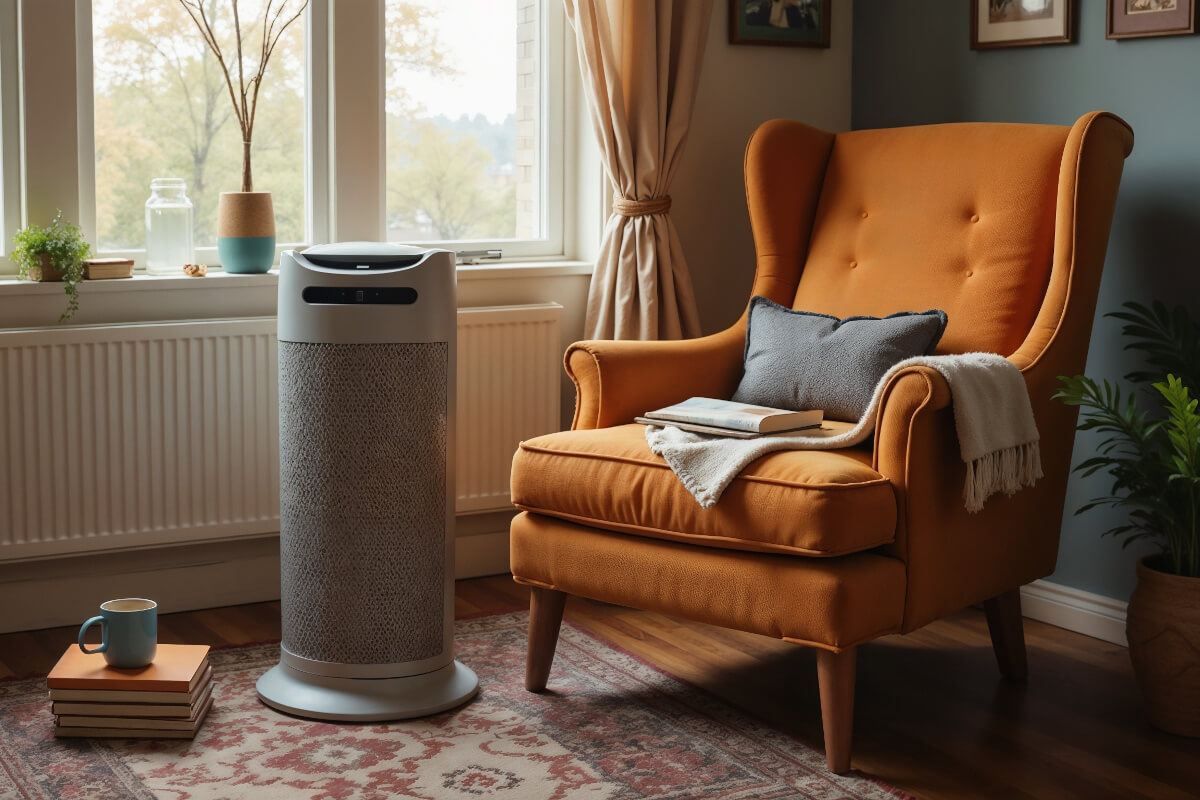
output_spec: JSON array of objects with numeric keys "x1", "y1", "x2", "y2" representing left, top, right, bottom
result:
[{"x1": 77, "y1": 598, "x2": 158, "y2": 668}]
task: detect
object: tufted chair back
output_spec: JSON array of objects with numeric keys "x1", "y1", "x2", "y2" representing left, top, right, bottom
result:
[
  {"x1": 742, "y1": 114, "x2": 1133, "y2": 363},
  {"x1": 794, "y1": 124, "x2": 1069, "y2": 356}
]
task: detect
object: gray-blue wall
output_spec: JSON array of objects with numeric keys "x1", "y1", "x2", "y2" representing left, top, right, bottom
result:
[{"x1": 853, "y1": 1, "x2": 1200, "y2": 602}]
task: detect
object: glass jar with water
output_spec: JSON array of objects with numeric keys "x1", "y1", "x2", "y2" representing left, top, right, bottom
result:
[{"x1": 145, "y1": 178, "x2": 194, "y2": 275}]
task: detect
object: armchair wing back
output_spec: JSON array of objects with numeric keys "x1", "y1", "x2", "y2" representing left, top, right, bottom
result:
[
  {"x1": 794, "y1": 122, "x2": 1066, "y2": 356},
  {"x1": 747, "y1": 113, "x2": 1132, "y2": 361}
]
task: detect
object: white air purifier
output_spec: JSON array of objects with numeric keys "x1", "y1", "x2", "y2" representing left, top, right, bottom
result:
[{"x1": 256, "y1": 242, "x2": 478, "y2": 721}]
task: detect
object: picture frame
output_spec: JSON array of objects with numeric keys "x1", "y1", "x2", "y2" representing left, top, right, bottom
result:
[
  {"x1": 729, "y1": 0, "x2": 831, "y2": 48},
  {"x1": 971, "y1": 0, "x2": 1074, "y2": 50},
  {"x1": 1108, "y1": 0, "x2": 1195, "y2": 39}
]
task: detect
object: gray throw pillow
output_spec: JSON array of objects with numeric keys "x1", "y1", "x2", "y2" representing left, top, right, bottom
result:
[{"x1": 731, "y1": 297, "x2": 948, "y2": 422}]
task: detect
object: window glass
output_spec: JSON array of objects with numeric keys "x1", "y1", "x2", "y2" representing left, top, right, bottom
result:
[
  {"x1": 385, "y1": 0, "x2": 537, "y2": 243},
  {"x1": 0, "y1": 54, "x2": 6, "y2": 257},
  {"x1": 92, "y1": 1, "x2": 306, "y2": 252},
  {"x1": 0, "y1": 2, "x2": 13, "y2": 259}
]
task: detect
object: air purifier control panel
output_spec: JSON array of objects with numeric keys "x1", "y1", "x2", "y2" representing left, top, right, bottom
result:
[
  {"x1": 302, "y1": 286, "x2": 419, "y2": 305},
  {"x1": 278, "y1": 244, "x2": 455, "y2": 345}
]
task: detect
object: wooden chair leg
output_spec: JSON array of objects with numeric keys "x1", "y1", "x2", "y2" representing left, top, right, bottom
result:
[
  {"x1": 983, "y1": 588, "x2": 1029, "y2": 681},
  {"x1": 525, "y1": 587, "x2": 567, "y2": 692},
  {"x1": 816, "y1": 647, "x2": 856, "y2": 774}
]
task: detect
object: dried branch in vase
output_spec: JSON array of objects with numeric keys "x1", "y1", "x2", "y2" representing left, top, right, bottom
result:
[{"x1": 177, "y1": 0, "x2": 309, "y2": 192}]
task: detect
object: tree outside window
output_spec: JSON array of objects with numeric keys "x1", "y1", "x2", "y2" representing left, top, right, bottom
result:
[
  {"x1": 93, "y1": 0, "x2": 306, "y2": 251},
  {"x1": 93, "y1": 1, "x2": 534, "y2": 256},
  {"x1": 385, "y1": 0, "x2": 533, "y2": 244}
]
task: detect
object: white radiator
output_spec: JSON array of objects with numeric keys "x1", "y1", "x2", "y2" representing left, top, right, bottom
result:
[
  {"x1": 455, "y1": 303, "x2": 562, "y2": 513},
  {"x1": 0, "y1": 304, "x2": 561, "y2": 562}
]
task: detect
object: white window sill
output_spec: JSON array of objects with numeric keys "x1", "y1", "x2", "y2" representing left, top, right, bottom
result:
[
  {"x1": 0, "y1": 259, "x2": 593, "y2": 295},
  {"x1": 0, "y1": 269, "x2": 280, "y2": 296},
  {"x1": 0, "y1": 260, "x2": 593, "y2": 330},
  {"x1": 457, "y1": 260, "x2": 592, "y2": 281}
]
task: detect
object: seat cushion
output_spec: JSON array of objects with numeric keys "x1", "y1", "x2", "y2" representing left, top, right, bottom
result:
[
  {"x1": 511, "y1": 512, "x2": 906, "y2": 651},
  {"x1": 511, "y1": 424, "x2": 897, "y2": 557}
]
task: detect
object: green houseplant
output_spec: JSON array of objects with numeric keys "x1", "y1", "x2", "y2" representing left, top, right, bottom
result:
[
  {"x1": 11, "y1": 211, "x2": 93, "y2": 322},
  {"x1": 1055, "y1": 300, "x2": 1200, "y2": 736}
]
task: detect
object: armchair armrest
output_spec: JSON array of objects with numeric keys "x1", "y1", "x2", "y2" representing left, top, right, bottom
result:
[
  {"x1": 566, "y1": 326, "x2": 745, "y2": 430},
  {"x1": 871, "y1": 360, "x2": 1063, "y2": 632},
  {"x1": 872, "y1": 365, "x2": 953, "y2": 478}
]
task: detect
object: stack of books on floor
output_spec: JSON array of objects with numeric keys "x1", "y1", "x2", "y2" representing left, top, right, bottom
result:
[{"x1": 46, "y1": 644, "x2": 213, "y2": 739}]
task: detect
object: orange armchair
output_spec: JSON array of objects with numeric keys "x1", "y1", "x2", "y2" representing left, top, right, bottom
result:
[{"x1": 509, "y1": 112, "x2": 1134, "y2": 773}]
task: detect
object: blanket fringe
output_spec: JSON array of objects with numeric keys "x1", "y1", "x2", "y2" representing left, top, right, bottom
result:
[{"x1": 963, "y1": 441, "x2": 1043, "y2": 514}]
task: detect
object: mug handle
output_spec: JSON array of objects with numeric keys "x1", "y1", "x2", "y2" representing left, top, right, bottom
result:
[{"x1": 78, "y1": 616, "x2": 108, "y2": 654}]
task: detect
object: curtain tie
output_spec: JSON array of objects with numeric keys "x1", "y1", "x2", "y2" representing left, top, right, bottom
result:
[{"x1": 612, "y1": 195, "x2": 672, "y2": 217}]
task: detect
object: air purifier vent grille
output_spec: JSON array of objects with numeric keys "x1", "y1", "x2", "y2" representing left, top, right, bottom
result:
[{"x1": 278, "y1": 341, "x2": 447, "y2": 665}]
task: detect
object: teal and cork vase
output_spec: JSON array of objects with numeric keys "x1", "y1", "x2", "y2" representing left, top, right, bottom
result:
[{"x1": 217, "y1": 192, "x2": 275, "y2": 274}]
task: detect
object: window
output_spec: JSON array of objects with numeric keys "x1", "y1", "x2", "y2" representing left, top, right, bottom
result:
[
  {"x1": 384, "y1": 0, "x2": 562, "y2": 256},
  {"x1": 90, "y1": 0, "x2": 308, "y2": 257},
  {"x1": 9, "y1": 0, "x2": 566, "y2": 274}
]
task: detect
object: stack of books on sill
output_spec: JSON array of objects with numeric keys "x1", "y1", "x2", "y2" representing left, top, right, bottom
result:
[
  {"x1": 83, "y1": 258, "x2": 135, "y2": 280},
  {"x1": 46, "y1": 644, "x2": 213, "y2": 739}
]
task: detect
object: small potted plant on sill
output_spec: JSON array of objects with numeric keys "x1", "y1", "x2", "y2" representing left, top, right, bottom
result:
[
  {"x1": 1055, "y1": 300, "x2": 1200, "y2": 737},
  {"x1": 11, "y1": 210, "x2": 93, "y2": 322}
]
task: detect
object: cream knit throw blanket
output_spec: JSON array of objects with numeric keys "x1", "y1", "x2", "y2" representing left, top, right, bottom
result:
[{"x1": 645, "y1": 353, "x2": 1042, "y2": 512}]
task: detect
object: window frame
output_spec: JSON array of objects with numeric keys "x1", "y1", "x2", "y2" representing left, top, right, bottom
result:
[
  {"x1": 3, "y1": 0, "x2": 88, "y2": 278},
  {"x1": 0, "y1": 0, "x2": 19, "y2": 259},
  {"x1": 4, "y1": 0, "x2": 567, "y2": 277}
]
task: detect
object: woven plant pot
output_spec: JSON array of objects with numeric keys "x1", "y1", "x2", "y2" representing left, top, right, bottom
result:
[
  {"x1": 27, "y1": 252, "x2": 65, "y2": 282},
  {"x1": 1126, "y1": 556, "x2": 1200, "y2": 737},
  {"x1": 217, "y1": 191, "x2": 275, "y2": 274}
]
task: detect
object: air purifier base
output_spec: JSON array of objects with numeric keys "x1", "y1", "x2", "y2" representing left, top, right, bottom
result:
[{"x1": 256, "y1": 660, "x2": 479, "y2": 721}]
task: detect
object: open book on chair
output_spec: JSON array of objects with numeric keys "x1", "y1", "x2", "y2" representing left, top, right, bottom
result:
[{"x1": 637, "y1": 397, "x2": 822, "y2": 439}]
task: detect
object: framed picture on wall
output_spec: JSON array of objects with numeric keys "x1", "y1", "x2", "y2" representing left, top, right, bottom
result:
[
  {"x1": 729, "y1": 0, "x2": 831, "y2": 48},
  {"x1": 971, "y1": 0, "x2": 1075, "y2": 49},
  {"x1": 1108, "y1": 0, "x2": 1195, "y2": 39}
]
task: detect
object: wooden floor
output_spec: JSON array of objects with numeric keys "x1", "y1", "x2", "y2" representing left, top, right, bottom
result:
[{"x1": 3, "y1": 575, "x2": 1197, "y2": 800}]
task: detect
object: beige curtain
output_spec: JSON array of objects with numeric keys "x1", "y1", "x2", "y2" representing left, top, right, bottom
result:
[{"x1": 565, "y1": 0, "x2": 713, "y2": 341}]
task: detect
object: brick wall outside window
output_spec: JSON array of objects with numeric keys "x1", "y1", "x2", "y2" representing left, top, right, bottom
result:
[{"x1": 515, "y1": 0, "x2": 539, "y2": 239}]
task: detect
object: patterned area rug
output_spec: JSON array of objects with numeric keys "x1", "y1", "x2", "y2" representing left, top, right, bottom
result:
[{"x1": 0, "y1": 612, "x2": 907, "y2": 799}]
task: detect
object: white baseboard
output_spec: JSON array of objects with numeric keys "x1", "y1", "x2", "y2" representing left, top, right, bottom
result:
[
  {"x1": 0, "y1": 537, "x2": 284, "y2": 634},
  {"x1": 454, "y1": 510, "x2": 514, "y2": 579},
  {"x1": 0, "y1": 514, "x2": 515, "y2": 634},
  {"x1": 1020, "y1": 579, "x2": 1128, "y2": 646},
  {"x1": 455, "y1": 531, "x2": 511, "y2": 579}
]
